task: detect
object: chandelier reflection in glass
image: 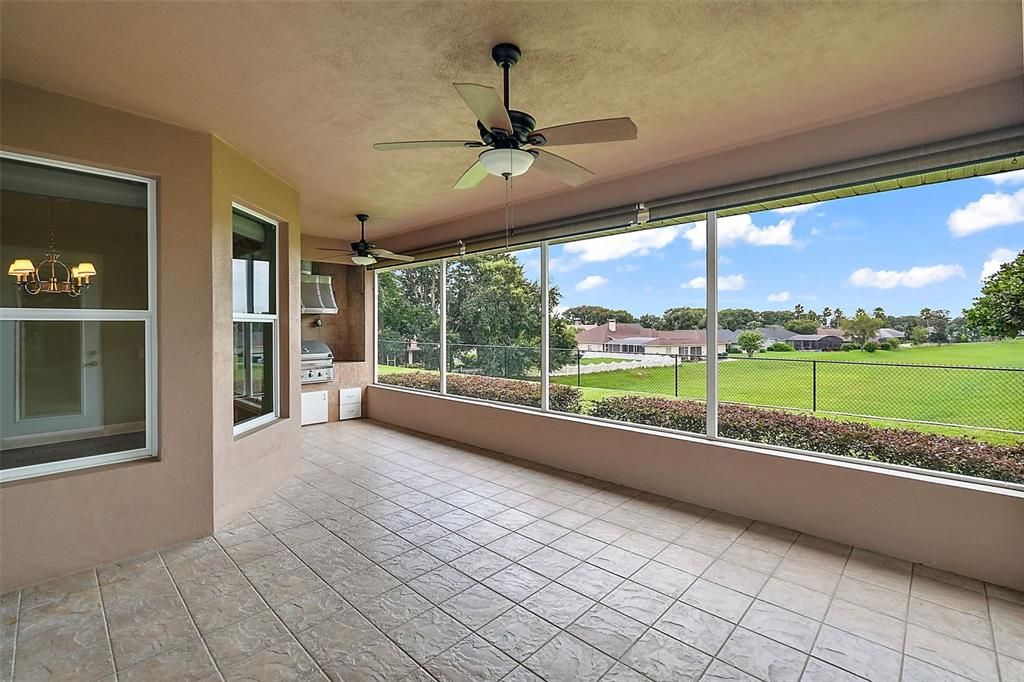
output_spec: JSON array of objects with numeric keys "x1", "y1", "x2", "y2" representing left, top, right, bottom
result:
[{"x1": 7, "y1": 198, "x2": 97, "y2": 297}]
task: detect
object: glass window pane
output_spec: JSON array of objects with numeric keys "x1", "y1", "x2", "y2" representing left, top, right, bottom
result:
[
  {"x1": 232, "y1": 209, "x2": 276, "y2": 315},
  {"x1": 1, "y1": 158, "x2": 149, "y2": 311},
  {"x1": 233, "y1": 321, "x2": 274, "y2": 427},
  {"x1": 376, "y1": 262, "x2": 442, "y2": 392},
  {"x1": 717, "y1": 172, "x2": 1024, "y2": 484},
  {"x1": 546, "y1": 227, "x2": 707, "y2": 433},
  {"x1": 447, "y1": 249, "x2": 543, "y2": 408},
  {"x1": 1, "y1": 320, "x2": 147, "y2": 469}
]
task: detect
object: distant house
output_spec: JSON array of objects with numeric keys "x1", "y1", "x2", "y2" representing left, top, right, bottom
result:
[
  {"x1": 720, "y1": 325, "x2": 795, "y2": 349},
  {"x1": 575, "y1": 320, "x2": 728, "y2": 357},
  {"x1": 815, "y1": 326, "x2": 905, "y2": 344},
  {"x1": 789, "y1": 333, "x2": 845, "y2": 351}
]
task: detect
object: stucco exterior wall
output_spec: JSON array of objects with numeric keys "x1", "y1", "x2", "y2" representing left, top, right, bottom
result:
[{"x1": 0, "y1": 83, "x2": 303, "y2": 591}]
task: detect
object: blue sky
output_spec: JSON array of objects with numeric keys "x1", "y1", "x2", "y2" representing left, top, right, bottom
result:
[{"x1": 519, "y1": 169, "x2": 1024, "y2": 318}]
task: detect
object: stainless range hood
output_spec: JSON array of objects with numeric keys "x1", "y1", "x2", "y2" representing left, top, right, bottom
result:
[{"x1": 300, "y1": 273, "x2": 338, "y2": 314}]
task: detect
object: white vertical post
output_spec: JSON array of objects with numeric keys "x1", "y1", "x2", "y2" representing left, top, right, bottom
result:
[
  {"x1": 372, "y1": 269, "x2": 379, "y2": 384},
  {"x1": 540, "y1": 241, "x2": 550, "y2": 411},
  {"x1": 705, "y1": 211, "x2": 718, "y2": 439},
  {"x1": 439, "y1": 258, "x2": 448, "y2": 395}
]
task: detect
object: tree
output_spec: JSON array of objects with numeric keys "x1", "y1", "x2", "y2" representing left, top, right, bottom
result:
[
  {"x1": 793, "y1": 304, "x2": 805, "y2": 317},
  {"x1": 821, "y1": 307, "x2": 832, "y2": 327},
  {"x1": 737, "y1": 331, "x2": 764, "y2": 357},
  {"x1": 928, "y1": 309, "x2": 951, "y2": 344},
  {"x1": 662, "y1": 307, "x2": 706, "y2": 330},
  {"x1": 831, "y1": 308, "x2": 845, "y2": 328},
  {"x1": 784, "y1": 319, "x2": 819, "y2": 334},
  {"x1": 910, "y1": 326, "x2": 929, "y2": 345},
  {"x1": 872, "y1": 307, "x2": 886, "y2": 320},
  {"x1": 719, "y1": 308, "x2": 759, "y2": 331},
  {"x1": 562, "y1": 305, "x2": 636, "y2": 325},
  {"x1": 639, "y1": 314, "x2": 663, "y2": 329},
  {"x1": 840, "y1": 311, "x2": 884, "y2": 345},
  {"x1": 964, "y1": 251, "x2": 1024, "y2": 338}
]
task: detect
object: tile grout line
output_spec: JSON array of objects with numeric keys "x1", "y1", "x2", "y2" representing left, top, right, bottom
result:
[
  {"x1": 8, "y1": 590, "x2": 20, "y2": 682},
  {"x1": 156, "y1": 553, "x2": 226, "y2": 682},
  {"x1": 797, "y1": 544, "x2": 856, "y2": 680},
  {"x1": 94, "y1": 569, "x2": 120, "y2": 682},
  {"x1": 209, "y1": 524, "x2": 337, "y2": 682},
  {"x1": 984, "y1": 582, "x2": 1004, "y2": 682}
]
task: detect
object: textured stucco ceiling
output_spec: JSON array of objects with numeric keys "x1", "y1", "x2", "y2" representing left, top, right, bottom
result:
[{"x1": 2, "y1": 1, "x2": 1021, "y2": 242}]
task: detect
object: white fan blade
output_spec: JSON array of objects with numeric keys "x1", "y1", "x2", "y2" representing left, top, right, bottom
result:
[
  {"x1": 453, "y1": 160, "x2": 490, "y2": 190},
  {"x1": 369, "y1": 249, "x2": 415, "y2": 263},
  {"x1": 533, "y1": 118, "x2": 637, "y2": 146},
  {"x1": 530, "y1": 150, "x2": 594, "y2": 186},
  {"x1": 454, "y1": 83, "x2": 513, "y2": 133}
]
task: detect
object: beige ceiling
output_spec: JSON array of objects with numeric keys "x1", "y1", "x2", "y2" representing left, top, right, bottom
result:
[{"x1": 2, "y1": 1, "x2": 1021, "y2": 242}]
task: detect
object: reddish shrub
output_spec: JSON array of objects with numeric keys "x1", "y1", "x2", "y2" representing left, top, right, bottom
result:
[
  {"x1": 590, "y1": 396, "x2": 1024, "y2": 483},
  {"x1": 378, "y1": 371, "x2": 582, "y2": 414}
]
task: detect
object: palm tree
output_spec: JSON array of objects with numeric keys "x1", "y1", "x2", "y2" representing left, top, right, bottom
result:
[
  {"x1": 920, "y1": 307, "x2": 933, "y2": 324},
  {"x1": 793, "y1": 304, "x2": 805, "y2": 317},
  {"x1": 832, "y1": 308, "x2": 845, "y2": 328},
  {"x1": 855, "y1": 308, "x2": 867, "y2": 317},
  {"x1": 821, "y1": 306, "x2": 832, "y2": 326},
  {"x1": 873, "y1": 307, "x2": 885, "y2": 320}
]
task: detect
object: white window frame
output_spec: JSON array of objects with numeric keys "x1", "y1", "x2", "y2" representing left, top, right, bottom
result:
[
  {"x1": 231, "y1": 204, "x2": 280, "y2": 436},
  {"x1": 0, "y1": 151, "x2": 158, "y2": 483}
]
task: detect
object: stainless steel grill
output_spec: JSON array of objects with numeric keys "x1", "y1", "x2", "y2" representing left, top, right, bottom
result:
[{"x1": 300, "y1": 339, "x2": 334, "y2": 385}]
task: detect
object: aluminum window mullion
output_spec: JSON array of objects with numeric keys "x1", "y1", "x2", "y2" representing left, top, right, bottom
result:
[
  {"x1": 439, "y1": 258, "x2": 448, "y2": 395},
  {"x1": 705, "y1": 211, "x2": 718, "y2": 440},
  {"x1": 540, "y1": 241, "x2": 550, "y2": 412}
]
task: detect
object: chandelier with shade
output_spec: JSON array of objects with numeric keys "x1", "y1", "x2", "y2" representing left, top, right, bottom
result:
[{"x1": 7, "y1": 198, "x2": 97, "y2": 297}]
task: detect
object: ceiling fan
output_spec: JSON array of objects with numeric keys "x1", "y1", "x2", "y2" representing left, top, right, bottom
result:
[
  {"x1": 373, "y1": 43, "x2": 637, "y2": 189},
  {"x1": 318, "y1": 214, "x2": 414, "y2": 266}
]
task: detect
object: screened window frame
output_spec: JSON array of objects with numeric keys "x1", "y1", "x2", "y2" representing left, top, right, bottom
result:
[
  {"x1": 0, "y1": 151, "x2": 158, "y2": 483},
  {"x1": 231, "y1": 204, "x2": 280, "y2": 436},
  {"x1": 373, "y1": 158, "x2": 1024, "y2": 493}
]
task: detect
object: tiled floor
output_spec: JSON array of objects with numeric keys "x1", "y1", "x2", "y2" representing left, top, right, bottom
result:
[{"x1": 3, "y1": 420, "x2": 1022, "y2": 682}]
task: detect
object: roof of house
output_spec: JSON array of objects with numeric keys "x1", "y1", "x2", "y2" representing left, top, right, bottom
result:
[
  {"x1": 789, "y1": 333, "x2": 845, "y2": 341},
  {"x1": 876, "y1": 328, "x2": 905, "y2": 339},
  {"x1": 576, "y1": 322, "x2": 727, "y2": 346}
]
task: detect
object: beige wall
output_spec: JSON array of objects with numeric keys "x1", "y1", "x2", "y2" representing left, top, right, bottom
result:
[
  {"x1": 367, "y1": 387, "x2": 1024, "y2": 591},
  {"x1": 0, "y1": 82, "x2": 215, "y2": 592},
  {"x1": 210, "y1": 137, "x2": 303, "y2": 528},
  {"x1": 0, "y1": 82, "x2": 303, "y2": 591}
]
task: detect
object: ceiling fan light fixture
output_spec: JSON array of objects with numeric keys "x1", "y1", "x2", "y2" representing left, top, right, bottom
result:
[
  {"x1": 478, "y1": 148, "x2": 534, "y2": 177},
  {"x1": 351, "y1": 254, "x2": 376, "y2": 266}
]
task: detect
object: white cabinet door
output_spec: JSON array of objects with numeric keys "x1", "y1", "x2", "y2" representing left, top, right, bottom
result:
[{"x1": 301, "y1": 390, "x2": 328, "y2": 426}]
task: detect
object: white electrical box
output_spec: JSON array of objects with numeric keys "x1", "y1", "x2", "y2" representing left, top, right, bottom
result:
[
  {"x1": 339, "y1": 387, "x2": 362, "y2": 420},
  {"x1": 301, "y1": 390, "x2": 328, "y2": 426}
]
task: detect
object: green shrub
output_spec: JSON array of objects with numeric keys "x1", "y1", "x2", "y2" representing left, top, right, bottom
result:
[
  {"x1": 378, "y1": 371, "x2": 582, "y2": 413},
  {"x1": 881, "y1": 338, "x2": 901, "y2": 351},
  {"x1": 767, "y1": 342, "x2": 794, "y2": 352},
  {"x1": 726, "y1": 347, "x2": 742, "y2": 355},
  {"x1": 862, "y1": 341, "x2": 879, "y2": 352},
  {"x1": 589, "y1": 396, "x2": 1024, "y2": 483},
  {"x1": 840, "y1": 342, "x2": 860, "y2": 351}
]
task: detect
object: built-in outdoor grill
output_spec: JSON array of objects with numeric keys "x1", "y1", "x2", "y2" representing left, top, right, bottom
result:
[{"x1": 300, "y1": 339, "x2": 334, "y2": 384}]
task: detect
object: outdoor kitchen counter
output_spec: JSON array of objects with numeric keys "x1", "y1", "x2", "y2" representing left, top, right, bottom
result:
[{"x1": 300, "y1": 360, "x2": 371, "y2": 421}]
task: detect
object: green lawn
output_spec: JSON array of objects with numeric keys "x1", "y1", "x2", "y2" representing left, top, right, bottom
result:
[
  {"x1": 378, "y1": 341, "x2": 1024, "y2": 443},
  {"x1": 580, "y1": 357, "x2": 638, "y2": 366},
  {"x1": 552, "y1": 340, "x2": 1024, "y2": 435}
]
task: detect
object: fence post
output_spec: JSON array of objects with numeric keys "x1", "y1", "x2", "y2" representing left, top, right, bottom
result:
[
  {"x1": 812, "y1": 360, "x2": 817, "y2": 412},
  {"x1": 674, "y1": 354, "x2": 679, "y2": 397},
  {"x1": 577, "y1": 350, "x2": 582, "y2": 387}
]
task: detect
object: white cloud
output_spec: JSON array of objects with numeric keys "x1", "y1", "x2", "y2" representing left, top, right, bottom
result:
[
  {"x1": 616, "y1": 263, "x2": 639, "y2": 273},
  {"x1": 847, "y1": 264, "x2": 965, "y2": 289},
  {"x1": 681, "y1": 274, "x2": 746, "y2": 291},
  {"x1": 947, "y1": 188, "x2": 1024, "y2": 237},
  {"x1": 767, "y1": 291, "x2": 790, "y2": 302},
  {"x1": 980, "y1": 247, "x2": 1018, "y2": 282},
  {"x1": 986, "y1": 169, "x2": 1024, "y2": 186},
  {"x1": 563, "y1": 225, "x2": 682, "y2": 262},
  {"x1": 773, "y1": 202, "x2": 821, "y2": 215},
  {"x1": 575, "y1": 275, "x2": 608, "y2": 291},
  {"x1": 683, "y1": 215, "x2": 794, "y2": 250}
]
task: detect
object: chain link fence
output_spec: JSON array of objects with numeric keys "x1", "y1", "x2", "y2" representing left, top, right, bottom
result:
[{"x1": 377, "y1": 341, "x2": 1023, "y2": 433}]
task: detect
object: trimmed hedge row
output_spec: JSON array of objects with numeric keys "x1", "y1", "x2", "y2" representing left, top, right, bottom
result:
[
  {"x1": 379, "y1": 371, "x2": 583, "y2": 414},
  {"x1": 590, "y1": 396, "x2": 1024, "y2": 483}
]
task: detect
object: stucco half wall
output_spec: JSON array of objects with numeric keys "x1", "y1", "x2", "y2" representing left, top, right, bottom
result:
[{"x1": 366, "y1": 386, "x2": 1024, "y2": 591}]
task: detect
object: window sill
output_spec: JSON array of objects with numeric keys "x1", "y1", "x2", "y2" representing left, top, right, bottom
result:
[
  {"x1": 0, "y1": 448, "x2": 156, "y2": 484},
  {"x1": 370, "y1": 382, "x2": 1024, "y2": 497},
  {"x1": 233, "y1": 414, "x2": 284, "y2": 440}
]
